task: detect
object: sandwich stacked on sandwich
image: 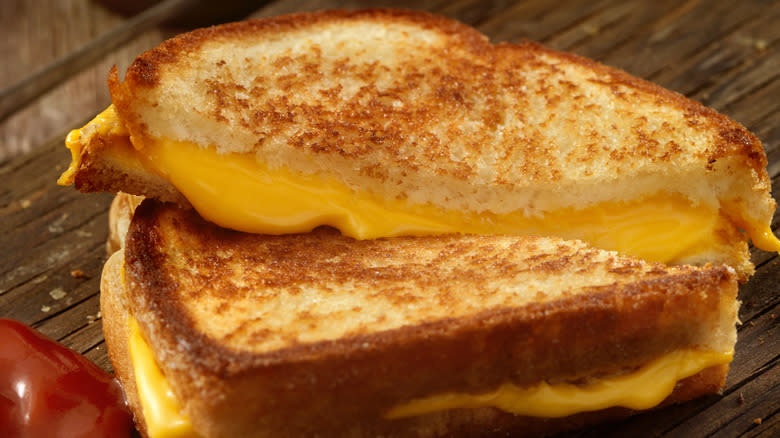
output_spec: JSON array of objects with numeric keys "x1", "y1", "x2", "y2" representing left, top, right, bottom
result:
[{"x1": 58, "y1": 9, "x2": 777, "y2": 438}]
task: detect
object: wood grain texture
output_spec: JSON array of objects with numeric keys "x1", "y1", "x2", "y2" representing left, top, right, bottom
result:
[
  {"x1": 0, "y1": 0, "x2": 777, "y2": 437},
  {"x1": 0, "y1": 0, "x2": 168, "y2": 162}
]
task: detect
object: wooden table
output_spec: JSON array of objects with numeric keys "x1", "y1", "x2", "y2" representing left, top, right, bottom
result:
[{"x1": 1, "y1": 1, "x2": 778, "y2": 436}]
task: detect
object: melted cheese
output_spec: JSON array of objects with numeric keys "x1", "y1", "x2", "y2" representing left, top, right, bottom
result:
[
  {"x1": 128, "y1": 315, "x2": 731, "y2": 436},
  {"x1": 58, "y1": 131, "x2": 84, "y2": 185},
  {"x1": 129, "y1": 318, "x2": 200, "y2": 438},
  {"x1": 140, "y1": 138, "x2": 721, "y2": 264},
  {"x1": 58, "y1": 107, "x2": 129, "y2": 185},
  {"x1": 385, "y1": 349, "x2": 732, "y2": 419},
  {"x1": 753, "y1": 229, "x2": 780, "y2": 252},
  {"x1": 62, "y1": 106, "x2": 780, "y2": 260}
]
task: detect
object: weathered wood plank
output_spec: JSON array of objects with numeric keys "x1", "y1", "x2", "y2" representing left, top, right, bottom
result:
[
  {"x1": 767, "y1": 142, "x2": 780, "y2": 178},
  {"x1": 0, "y1": 167, "x2": 95, "y2": 233},
  {"x1": 718, "y1": 78, "x2": 780, "y2": 135},
  {"x1": 0, "y1": 215, "x2": 108, "y2": 319},
  {"x1": 654, "y1": 4, "x2": 779, "y2": 99},
  {"x1": 49, "y1": 297, "x2": 105, "y2": 348},
  {"x1": 744, "y1": 415, "x2": 780, "y2": 438},
  {"x1": 438, "y1": 0, "x2": 528, "y2": 28},
  {"x1": 83, "y1": 340, "x2": 114, "y2": 373},
  {"x1": 0, "y1": 189, "x2": 111, "y2": 286},
  {"x1": 599, "y1": 0, "x2": 768, "y2": 79},
  {"x1": 250, "y1": 0, "x2": 452, "y2": 20},
  {"x1": 543, "y1": 0, "x2": 635, "y2": 51},
  {"x1": 0, "y1": 1, "x2": 167, "y2": 163},
  {"x1": 477, "y1": 0, "x2": 616, "y2": 44},
  {"x1": 549, "y1": 0, "x2": 685, "y2": 62},
  {"x1": 0, "y1": 0, "x2": 210, "y2": 124},
  {"x1": 667, "y1": 361, "x2": 779, "y2": 437}
]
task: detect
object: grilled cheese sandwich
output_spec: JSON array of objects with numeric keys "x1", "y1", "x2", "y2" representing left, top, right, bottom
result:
[
  {"x1": 59, "y1": 9, "x2": 779, "y2": 280},
  {"x1": 127, "y1": 312, "x2": 732, "y2": 438},
  {"x1": 101, "y1": 198, "x2": 740, "y2": 438},
  {"x1": 62, "y1": 106, "x2": 777, "y2": 273}
]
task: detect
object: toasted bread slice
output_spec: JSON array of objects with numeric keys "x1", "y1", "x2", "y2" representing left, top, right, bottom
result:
[
  {"x1": 106, "y1": 192, "x2": 144, "y2": 255},
  {"x1": 61, "y1": 10, "x2": 778, "y2": 277},
  {"x1": 101, "y1": 199, "x2": 738, "y2": 437}
]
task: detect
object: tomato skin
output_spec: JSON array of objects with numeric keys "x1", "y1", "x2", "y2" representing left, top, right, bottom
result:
[{"x1": 0, "y1": 318, "x2": 133, "y2": 438}]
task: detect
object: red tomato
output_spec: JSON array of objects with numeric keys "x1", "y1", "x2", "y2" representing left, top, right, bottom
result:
[{"x1": 0, "y1": 318, "x2": 132, "y2": 438}]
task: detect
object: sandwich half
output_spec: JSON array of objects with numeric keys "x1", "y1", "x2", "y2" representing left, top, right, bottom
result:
[
  {"x1": 101, "y1": 198, "x2": 739, "y2": 438},
  {"x1": 59, "y1": 9, "x2": 779, "y2": 278}
]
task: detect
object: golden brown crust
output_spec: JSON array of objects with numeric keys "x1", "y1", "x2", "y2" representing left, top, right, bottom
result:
[
  {"x1": 118, "y1": 200, "x2": 738, "y2": 437},
  {"x1": 119, "y1": 9, "x2": 488, "y2": 90},
  {"x1": 502, "y1": 40, "x2": 768, "y2": 177},
  {"x1": 108, "y1": 9, "x2": 770, "y2": 191},
  {"x1": 70, "y1": 125, "x2": 189, "y2": 207},
  {"x1": 100, "y1": 251, "x2": 150, "y2": 438},
  {"x1": 106, "y1": 193, "x2": 144, "y2": 255}
]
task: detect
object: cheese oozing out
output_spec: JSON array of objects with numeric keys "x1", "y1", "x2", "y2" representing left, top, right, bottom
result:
[
  {"x1": 128, "y1": 316, "x2": 732, "y2": 437},
  {"x1": 385, "y1": 349, "x2": 732, "y2": 419},
  {"x1": 129, "y1": 318, "x2": 201, "y2": 438},
  {"x1": 61, "y1": 106, "x2": 780, "y2": 262}
]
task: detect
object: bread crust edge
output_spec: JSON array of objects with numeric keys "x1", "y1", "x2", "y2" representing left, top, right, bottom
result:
[{"x1": 102, "y1": 244, "x2": 731, "y2": 437}]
